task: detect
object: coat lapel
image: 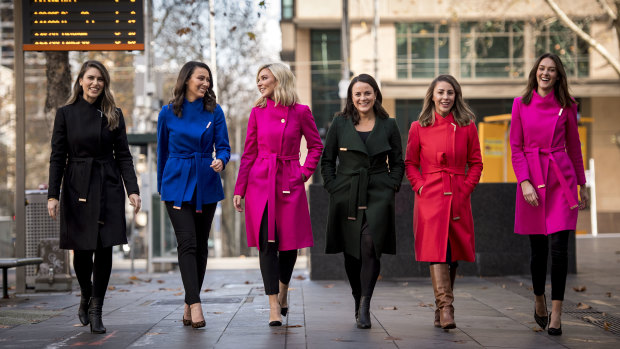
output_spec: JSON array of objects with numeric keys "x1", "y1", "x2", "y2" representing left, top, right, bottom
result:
[
  {"x1": 365, "y1": 116, "x2": 392, "y2": 157},
  {"x1": 340, "y1": 117, "x2": 368, "y2": 154}
]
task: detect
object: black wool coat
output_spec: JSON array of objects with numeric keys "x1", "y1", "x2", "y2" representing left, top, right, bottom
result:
[
  {"x1": 48, "y1": 95, "x2": 139, "y2": 250},
  {"x1": 321, "y1": 115, "x2": 404, "y2": 259}
]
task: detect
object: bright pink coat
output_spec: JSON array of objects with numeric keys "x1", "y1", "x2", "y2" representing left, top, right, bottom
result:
[
  {"x1": 405, "y1": 113, "x2": 483, "y2": 263},
  {"x1": 234, "y1": 99, "x2": 323, "y2": 251},
  {"x1": 510, "y1": 91, "x2": 586, "y2": 235}
]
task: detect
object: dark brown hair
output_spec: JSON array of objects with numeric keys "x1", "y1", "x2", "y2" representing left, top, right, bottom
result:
[
  {"x1": 170, "y1": 61, "x2": 216, "y2": 117},
  {"x1": 522, "y1": 53, "x2": 574, "y2": 108},
  {"x1": 336, "y1": 74, "x2": 389, "y2": 124},
  {"x1": 418, "y1": 74, "x2": 475, "y2": 127}
]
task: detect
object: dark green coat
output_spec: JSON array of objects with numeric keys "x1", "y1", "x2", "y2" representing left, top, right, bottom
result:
[{"x1": 321, "y1": 115, "x2": 404, "y2": 258}]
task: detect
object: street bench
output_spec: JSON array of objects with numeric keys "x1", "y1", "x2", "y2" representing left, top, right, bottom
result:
[{"x1": 0, "y1": 257, "x2": 43, "y2": 298}]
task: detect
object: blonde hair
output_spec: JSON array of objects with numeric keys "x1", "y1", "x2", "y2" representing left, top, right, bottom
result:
[
  {"x1": 418, "y1": 74, "x2": 475, "y2": 127},
  {"x1": 254, "y1": 63, "x2": 299, "y2": 107}
]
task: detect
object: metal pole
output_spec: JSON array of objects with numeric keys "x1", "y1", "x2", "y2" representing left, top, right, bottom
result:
[
  {"x1": 14, "y1": 0, "x2": 26, "y2": 293},
  {"x1": 209, "y1": 0, "x2": 218, "y2": 95},
  {"x1": 589, "y1": 158, "x2": 597, "y2": 237},
  {"x1": 340, "y1": 0, "x2": 350, "y2": 108},
  {"x1": 373, "y1": 0, "x2": 379, "y2": 83}
]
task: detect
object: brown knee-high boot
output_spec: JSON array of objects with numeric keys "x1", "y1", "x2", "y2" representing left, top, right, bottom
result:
[
  {"x1": 430, "y1": 264, "x2": 456, "y2": 329},
  {"x1": 434, "y1": 264, "x2": 457, "y2": 327}
]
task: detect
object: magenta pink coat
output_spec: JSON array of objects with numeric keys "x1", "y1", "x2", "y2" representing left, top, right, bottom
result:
[
  {"x1": 510, "y1": 91, "x2": 586, "y2": 235},
  {"x1": 234, "y1": 99, "x2": 323, "y2": 251}
]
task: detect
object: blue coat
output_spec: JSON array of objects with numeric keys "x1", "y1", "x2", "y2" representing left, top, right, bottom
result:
[{"x1": 157, "y1": 99, "x2": 231, "y2": 209}]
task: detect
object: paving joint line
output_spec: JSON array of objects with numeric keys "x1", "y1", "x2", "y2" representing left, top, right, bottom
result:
[{"x1": 214, "y1": 286, "x2": 254, "y2": 346}]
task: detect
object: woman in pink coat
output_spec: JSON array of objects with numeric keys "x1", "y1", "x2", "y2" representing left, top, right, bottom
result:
[
  {"x1": 233, "y1": 63, "x2": 323, "y2": 326},
  {"x1": 510, "y1": 53, "x2": 588, "y2": 336}
]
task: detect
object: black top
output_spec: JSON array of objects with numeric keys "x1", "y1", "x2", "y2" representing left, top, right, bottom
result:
[{"x1": 357, "y1": 130, "x2": 371, "y2": 143}]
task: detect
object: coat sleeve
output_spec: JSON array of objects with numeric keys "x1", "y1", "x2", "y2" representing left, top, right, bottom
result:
[
  {"x1": 234, "y1": 108, "x2": 258, "y2": 197},
  {"x1": 387, "y1": 118, "x2": 405, "y2": 191},
  {"x1": 299, "y1": 105, "x2": 324, "y2": 181},
  {"x1": 464, "y1": 123, "x2": 483, "y2": 194},
  {"x1": 48, "y1": 107, "x2": 68, "y2": 200},
  {"x1": 565, "y1": 103, "x2": 586, "y2": 186},
  {"x1": 404, "y1": 122, "x2": 424, "y2": 193},
  {"x1": 113, "y1": 110, "x2": 140, "y2": 196},
  {"x1": 510, "y1": 98, "x2": 530, "y2": 184},
  {"x1": 213, "y1": 104, "x2": 231, "y2": 168},
  {"x1": 320, "y1": 116, "x2": 339, "y2": 193},
  {"x1": 156, "y1": 107, "x2": 169, "y2": 194}
]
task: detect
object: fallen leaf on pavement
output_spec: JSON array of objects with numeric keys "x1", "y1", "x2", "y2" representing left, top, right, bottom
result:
[
  {"x1": 209, "y1": 312, "x2": 223, "y2": 314},
  {"x1": 293, "y1": 275, "x2": 306, "y2": 280},
  {"x1": 156, "y1": 280, "x2": 165, "y2": 284},
  {"x1": 502, "y1": 284, "x2": 506, "y2": 289},
  {"x1": 604, "y1": 322, "x2": 611, "y2": 331},
  {"x1": 285, "y1": 324, "x2": 303, "y2": 328},
  {"x1": 118, "y1": 289, "x2": 130, "y2": 293},
  {"x1": 605, "y1": 292, "x2": 612, "y2": 298},
  {"x1": 384, "y1": 336, "x2": 401, "y2": 340},
  {"x1": 203, "y1": 288, "x2": 213, "y2": 292},
  {"x1": 107, "y1": 286, "x2": 116, "y2": 291},
  {"x1": 377, "y1": 275, "x2": 383, "y2": 281},
  {"x1": 244, "y1": 280, "x2": 250, "y2": 284},
  {"x1": 324, "y1": 284, "x2": 335, "y2": 288},
  {"x1": 129, "y1": 276, "x2": 140, "y2": 281},
  {"x1": 401, "y1": 282, "x2": 409, "y2": 286},
  {"x1": 577, "y1": 302, "x2": 591, "y2": 309},
  {"x1": 417, "y1": 302, "x2": 430, "y2": 307},
  {"x1": 583, "y1": 315, "x2": 597, "y2": 323},
  {"x1": 573, "y1": 285, "x2": 587, "y2": 292},
  {"x1": 532, "y1": 327, "x2": 544, "y2": 332},
  {"x1": 73, "y1": 323, "x2": 84, "y2": 327},
  {"x1": 146, "y1": 332, "x2": 163, "y2": 335},
  {"x1": 505, "y1": 307, "x2": 514, "y2": 310},
  {"x1": 173, "y1": 292, "x2": 184, "y2": 296},
  {"x1": 382, "y1": 306, "x2": 397, "y2": 310}
]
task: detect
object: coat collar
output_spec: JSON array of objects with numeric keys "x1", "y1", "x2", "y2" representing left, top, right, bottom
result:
[
  {"x1": 341, "y1": 116, "x2": 392, "y2": 156},
  {"x1": 434, "y1": 112, "x2": 455, "y2": 125}
]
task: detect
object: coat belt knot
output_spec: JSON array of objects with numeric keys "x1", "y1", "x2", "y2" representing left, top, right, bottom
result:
[
  {"x1": 424, "y1": 164, "x2": 466, "y2": 220},
  {"x1": 169, "y1": 152, "x2": 213, "y2": 211},
  {"x1": 338, "y1": 166, "x2": 388, "y2": 220},
  {"x1": 523, "y1": 146, "x2": 577, "y2": 209}
]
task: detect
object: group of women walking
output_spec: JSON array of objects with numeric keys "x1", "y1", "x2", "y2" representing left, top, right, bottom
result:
[{"x1": 48, "y1": 53, "x2": 587, "y2": 336}]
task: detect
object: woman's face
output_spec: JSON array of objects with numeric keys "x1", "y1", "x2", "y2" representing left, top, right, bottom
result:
[
  {"x1": 257, "y1": 68, "x2": 277, "y2": 99},
  {"x1": 536, "y1": 57, "x2": 558, "y2": 94},
  {"x1": 79, "y1": 67, "x2": 104, "y2": 103},
  {"x1": 351, "y1": 81, "x2": 376, "y2": 116},
  {"x1": 185, "y1": 67, "x2": 210, "y2": 102},
  {"x1": 433, "y1": 81, "x2": 455, "y2": 117}
]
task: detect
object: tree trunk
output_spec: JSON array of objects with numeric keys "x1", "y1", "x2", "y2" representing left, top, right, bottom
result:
[{"x1": 44, "y1": 52, "x2": 71, "y2": 114}]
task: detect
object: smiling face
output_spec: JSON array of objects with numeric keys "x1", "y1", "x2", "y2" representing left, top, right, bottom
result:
[
  {"x1": 185, "y1": 67, "x2": 210, "y2": 102},
  {"x1": 257, "y1": 68, "x2": 277, "y2": 99},
  {"x1": 536, "y1": 57, "x2": 558, "y2": 96},
  {"x1": 432, "y1": 81, "x2": 455, "y2": 117},
  {"x1": 351, "y1": 81, "x2": 376, "y2": 117},
  {"x1": 79, "y1": 67, "x2": 104, "y2": 103}
]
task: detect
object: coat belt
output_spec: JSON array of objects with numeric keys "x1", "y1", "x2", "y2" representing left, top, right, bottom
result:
[
  {"x1": 423, "y1": 165, "x2": 466, "y2": 221},
  {"x1": 169, "y1": 152, "x2": 213, "y2": 212},
  {"x1": 258, "y1": 152, "x2": 300, "y2": 242},
  {"x1": 524, "y1": 146, "x2": 578, "y2": 210},
  {"x1": 69, "y1": 156, "x2": 113, "y2": 223},
  {"x1": 337, "y1": 166, "x2": 388, "y2": 220}
]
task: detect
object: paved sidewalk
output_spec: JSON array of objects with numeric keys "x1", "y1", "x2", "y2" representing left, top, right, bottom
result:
[{"x1": 0, "y1": 236, "x2": 619, "y2": 348}]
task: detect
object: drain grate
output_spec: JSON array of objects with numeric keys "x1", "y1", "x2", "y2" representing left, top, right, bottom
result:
[
  {"x1": 151, "y1": 297, "x2": 245, "y2": 306},
  {"x1": 486, "y1": 277, "x2": 620, "y2": 336}
]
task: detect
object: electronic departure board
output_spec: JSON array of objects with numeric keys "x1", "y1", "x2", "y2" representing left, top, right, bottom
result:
[{"x1": 22, "y1": 0, "x2": 144, "y2": 51}]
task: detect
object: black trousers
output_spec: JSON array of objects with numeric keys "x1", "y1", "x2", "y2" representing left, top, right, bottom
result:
[
  {"x1": 529, "y1": 230, "x2": 570, "y2": 301},
  {"x1": 258, "y1": 205, "x2": 298, "y2": 295},
  {"x1": 343, "y1": 217, "x2": 381, "y2": 298},
  {"x1": 166, "y1": 201, "x2": 217, "y2": 305},
  {"x1": 73, "y1": 233, "x2": 112, "y2": 299}
]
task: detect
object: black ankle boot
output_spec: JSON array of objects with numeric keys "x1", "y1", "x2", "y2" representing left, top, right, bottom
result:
[
  {"x1": 78, "y1": 290, "x2": 91, "y2": 326},
  {"x1": 353, "y1": 293, "x2": 361, "y2": 321},
  {"x1": 357, "y1": 296, "x2": 371, "y2": 329},
  {"x1": 88, "y1": 297, "x2": 106, "y2": 334}
]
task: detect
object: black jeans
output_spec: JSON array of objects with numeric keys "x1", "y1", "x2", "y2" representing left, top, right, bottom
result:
[
  {"x1": 166, "y1": 201, "x2": 217, "y2": 305},
  {"x1": 529, "y1": 230, "x2": 570, "y2": 301},
  {"x1": 343, "y1": 218, "x2": 381, "y2": 298},
  {"x1": 258, "y1": 206, "x2": 298, "y2": 295},
  {"x1": 73, "y1": 234, "x2": 112, "y2": 299}
]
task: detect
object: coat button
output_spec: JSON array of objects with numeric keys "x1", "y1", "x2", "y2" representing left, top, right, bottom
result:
[{"x1": 281, "y1": 118, "x2": 285, "y2": 123}]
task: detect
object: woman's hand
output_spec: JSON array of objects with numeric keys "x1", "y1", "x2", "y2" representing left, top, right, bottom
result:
[
  {"x1": 129, "y1": 193, "x2": 142, "y2": 214},
  {"x1": 578, "y1": 185, "x2": 589, "y2": 210},
  {"x1": 302, "y1": 173, "x2": 307, "y2": 182},
  {"x1": 210, "y1": 159, "x2": 224, "y2": 173},
  {"x1": 233, "y1": 195, "x2": 244, "y2": 212},
  {"x1": 520, "y1": 180, "x2": 539, "y2": 207},
  {"x1": 418, "y1": 186, "x2": 423, "y2": 195},
  {"x1": 48, "y1": 199, "x2": 59, "y2": 220}
]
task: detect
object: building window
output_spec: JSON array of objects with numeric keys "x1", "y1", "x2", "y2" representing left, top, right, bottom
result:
[
  {"x1": 310, "y1": 30, "x2": 341, "y2": 136},
  {"x1": 396, "y1": 22, "x2": 449, "y2": 79},
  {"x1": 460, "y1": 21, "x2": 525, "y2": 78},
  {"x1": 534, "y1": 20, "x2": 589, "y2": 77},
  {"x1": 282, "y1": 0, "x2": 294, "y2": 21}
]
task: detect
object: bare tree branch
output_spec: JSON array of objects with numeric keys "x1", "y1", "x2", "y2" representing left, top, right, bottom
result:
[
  {"x1": 597, "y1": 0, "x2": 617, "y2": 20},
  {"x1": 545, "y1": 0, "x2": 620, "y2": 76}
]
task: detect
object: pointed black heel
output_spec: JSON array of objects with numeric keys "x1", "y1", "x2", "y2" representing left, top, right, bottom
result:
[
  {"x1": 356, "y1": 296, "x2": 371, "y2": 329},
  {"x1": 534, "y1": 295, "x2": 548, "y2": 329},
  {"x1": 547, "y1": 312, "x2": 562, "y2": 335},
  {"x1": 88, "y1": 297, "x2": 106, "y2": 334},
  {"x1": 78, "y1": 289, "x2": 91, "y2": 326}
]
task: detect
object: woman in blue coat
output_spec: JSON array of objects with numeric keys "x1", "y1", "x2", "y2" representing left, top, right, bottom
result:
[{"x1": 157, "y1": 61, "x2": 231, "y2": 328}]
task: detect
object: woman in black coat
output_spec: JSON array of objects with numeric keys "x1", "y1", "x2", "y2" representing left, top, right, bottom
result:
[{"x1": 48, "y1": 60, "x2": 141, "y2": 334}]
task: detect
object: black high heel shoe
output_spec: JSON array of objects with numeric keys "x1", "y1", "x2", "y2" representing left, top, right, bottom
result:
[
  {"x1": 534, "y1": 295, "x2": 548, "y2": 329},
  {"x1": 547, "y1": 312, "x2": 562, "y2": 335}
]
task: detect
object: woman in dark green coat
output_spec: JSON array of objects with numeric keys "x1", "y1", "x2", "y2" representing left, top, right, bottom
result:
[{"x1": 321, "y1": 74, "x2": 404, "y2": 329}]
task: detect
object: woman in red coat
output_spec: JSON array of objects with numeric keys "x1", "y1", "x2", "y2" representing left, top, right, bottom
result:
[
  {"x1": 234, "y1": 63, "x2": 323, "y2": 326},
  {"x1": 405, "y1": 75, "x2": 482, "y2": 329}
]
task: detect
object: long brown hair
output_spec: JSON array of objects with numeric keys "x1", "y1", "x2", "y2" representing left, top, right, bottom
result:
[
  {"x1": 170, "y1": 61, "x2": 217, "y2": 117},
  {"x1": 418, "y1": 74, "x2": 475, "y2": 127},
  {"x1": 336, "y1": 74, "x2": 389, "y2": 125},
  {"x1": 65, "y1": 60, "x2": 119, "y2": 130},
  {"x1": 522, "y1": 53, "x2": 574, "y2": 108}
]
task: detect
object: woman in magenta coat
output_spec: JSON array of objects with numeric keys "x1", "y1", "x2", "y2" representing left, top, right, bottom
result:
[
  {"x1": 510, "y1": 53, "x2": 588, "y2": 336},
  {"x1": 405, "y1": 74, "x2": 482, "y2": 329},
  {"x1": 233, "y1": 63, "x2": 323, "y2": 326}
]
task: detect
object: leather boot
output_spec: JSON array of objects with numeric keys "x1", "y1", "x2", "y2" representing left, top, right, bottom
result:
[
  {"x1": 353, "y1": 293, "x2": 361, "y2": 322},
  {"x1": 434, "y1": 298, "x2": 441, "y2": 327},
  {"x1": 78, "y1": 288, "x2": 91, "y2": 326},
  {"x1": 357, "y1": 296, "x2": 371, "y2": 329},
  {"x1": 430, "y1": 264, "x2": 456, "y2": 329},
  {"x1": 88, "y1": 297, "x2": 106, "y2": 334}
]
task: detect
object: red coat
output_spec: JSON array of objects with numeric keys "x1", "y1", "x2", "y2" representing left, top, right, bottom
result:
[
  {"x1": 405, "y1": 113, "x2": 482, "y2": 262},
  {"x1": 234, "y1": 99, "x2": 323, "y2": 251}
]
